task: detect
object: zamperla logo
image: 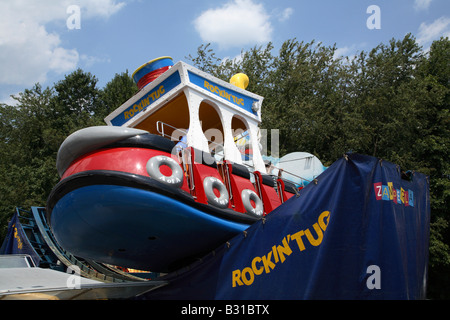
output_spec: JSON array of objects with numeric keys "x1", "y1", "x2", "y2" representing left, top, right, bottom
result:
[{"x1": 373, "y1": 182, "x2": 414, "y2": 207}]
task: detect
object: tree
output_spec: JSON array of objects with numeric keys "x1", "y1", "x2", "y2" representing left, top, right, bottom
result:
[
  {"x1": 414, "y1": 37, "x2": 450, "y2": 299},
  {"x1": 186, "y1": 36, "x2": 449, "y2": 298},
  {"x1": 186, "y1": 43, "x2": 223, "y2": 76},
  {"x1": 0, "y1": 84, "x2": 58, "y2": 237},
  {"x1": 0, "y1": 69, "x2": 130, "y2": 240},
  {"x1": 100, "y1": 70, "x2": 138, "y2": 119},
  {"x1": 349, "y1": 34, "x2": 424, "y2": 162},
  {"x1": 0, "y1": 35, "x2": 448, "y2": 298},
  {"x1": 52, "y1": 68, "x2": 102, "y2": 128}
]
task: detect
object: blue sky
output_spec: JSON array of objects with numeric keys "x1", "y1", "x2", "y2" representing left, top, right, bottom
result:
[{"x1": 1, "y1": 0, "x2": 449, "y2": 105}]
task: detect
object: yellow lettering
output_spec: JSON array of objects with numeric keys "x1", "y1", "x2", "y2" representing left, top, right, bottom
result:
[
  {"x1": 388, "y1": 182, "x2": 394, "y2": 200},
  {"x1": 401, "y1": 187, "x2": 406, "y2": 204},
  {"x1": 304, "y1": 223, "x2": 324, "y2": 246},
  {"x1": 276, "y1": 237, "x2": 292, "y2": 263},
  {"x1": 13, "y1": 226, "x2": 23, "y2": 250},
  {"x1": 251, "y1": 257, "x2": 263, "y2": 275},
  {"x1": 203, "y1": 80, "x2": 246, "y2": 107},
  {"x1": 231, "y1": 211, "x2": 331, "y2": 288},
  {"x1": 291, "y1": 230, "x2": 306, "y2": 251},
  {"x1": 232, "y1": 269, "x2": 243, "y2": 287},
  {"x1": 272, "y1": 245, "x2": 279, "y2": 263},
  {"x1": 122, "y1": 86, "x2": 165, "y2": 121},
  {"x1": 318, "y1": 211, "x2": 330, "y2": 231},
  {"x1": 141, "y1": 97, "x2": 149, "y2": 109},
  {"x1": 241, "y1": 267, "x2": 254, "y2": 286},
  {"x1": 261, "y1": 252, "x2": 276, "y2": 274}
]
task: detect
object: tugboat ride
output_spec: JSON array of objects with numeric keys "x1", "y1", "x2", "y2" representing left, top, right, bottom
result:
[{"x1": 46, "y1": 57, "x2": 323, "y2": 272}]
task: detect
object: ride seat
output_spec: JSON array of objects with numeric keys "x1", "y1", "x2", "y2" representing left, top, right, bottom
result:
[
  {"x1": 225, "y1": 162, "x2": 260, "y2": 214},
  {"x1": 254, "y1": 171, "x2": 281, "y2": 215},
  {"x1": 277, "y1": 178, "x2": 299, "y2": 203},
  {"x1": 187, "y1": 147, "x2": 228, "y2": 207}
]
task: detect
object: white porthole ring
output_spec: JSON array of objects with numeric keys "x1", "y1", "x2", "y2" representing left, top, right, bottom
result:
[
  {"x1": 203, "y1": 177, "x2": 229, "y2": 209},
  {"x1": 146, "y1": 155, "x2": 183, "y2": 188},
  {"x1": 241, "y1": 189, "x2": 263, "y2": 217}
]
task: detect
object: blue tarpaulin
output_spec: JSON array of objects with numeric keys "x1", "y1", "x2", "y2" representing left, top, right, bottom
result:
[
  {"x1": 141, "y1": 153, "x2": 430, "y2": 300},
  {"x1": 0, "y1": 210, "x2": 41, "y2": 266}
]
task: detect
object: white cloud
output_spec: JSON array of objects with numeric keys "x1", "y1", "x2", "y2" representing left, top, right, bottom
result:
[
  {"x1": 81, "y1": 0, "x2": 126, "y2": 19},
  {"x1": 80, "y1": 54, "x2": 112, "y2": 68},
  {"x1": 278, "y1": 8, "x2": 294, "y2": 22},
  {"x1": 333, "y1": 44, "x2": 366, "y2": 61},
  {"x1": 0, "y1": 92, "x2": 20, "y2": 106},
  {"x1": 333, "y1": 46, "x2": 353, "y2": 60},
  {"x1": 417, "y1": 16, "x2": 450, "y2": 47},
  {"x1": 414, "y1": 0, "x2": 433, "y2": 11},
  {"x1": 0, "y1": 0, "x2": 125, "y2": 86},
  {"x1": 193, "y1": 0, "x2": 273, "y2": 49}
]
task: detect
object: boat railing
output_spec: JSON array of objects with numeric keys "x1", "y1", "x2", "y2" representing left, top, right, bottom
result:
[
  {"x1": 156, "y1": 121, "x2": 311, "y2": 194},
  {"x1": 156, "y1": 121, "x2": 187, "y2": 144},
  {"x1": 156, "y1": 121, "x2": 225, "y2": 161},
  {"x1": 156, "y1": 121, "x2": 196, "y2": 196}
]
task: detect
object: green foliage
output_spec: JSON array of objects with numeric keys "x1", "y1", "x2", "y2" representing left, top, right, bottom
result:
[
  {"x1": 100, "y1": 70, "x2": 139, "y2": 118},
  {"x1": 0, "y1": 70, "x2": 137, "y2": 239},
  {"x1": 0, "y1": 35, "x2": 448, "y2": 298},
  {"x1": 187, "y1": 35, "x2": 449, "y2": 298}
]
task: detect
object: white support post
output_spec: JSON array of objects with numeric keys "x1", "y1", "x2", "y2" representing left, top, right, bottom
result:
[
  {"x1": 248, "y1": 122, "x2": 266, "y2": 172},
  {"x1": 183, "y1": 88, "x2": 209, "y2": 153},
  {"x1": 221, "y1": 110, "x2": 243, "y2": 165}
]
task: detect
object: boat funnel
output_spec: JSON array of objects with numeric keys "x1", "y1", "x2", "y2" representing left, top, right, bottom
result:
[
  {"x1": 230, "y1": 73, "x2": 249, "y2": 90},
  {"x1": 132, "y1": 56, "x2": 173, "y2": 89}
]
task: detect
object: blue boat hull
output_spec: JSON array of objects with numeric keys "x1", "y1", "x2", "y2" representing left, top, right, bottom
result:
[{"x1": 50, "y1": 183, "x2": 250, "y2": 272}]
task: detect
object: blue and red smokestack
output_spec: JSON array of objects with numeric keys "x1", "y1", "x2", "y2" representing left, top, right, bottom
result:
[{"x1": 132, "y1": 56, "x2": 173, "y2": 90}]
